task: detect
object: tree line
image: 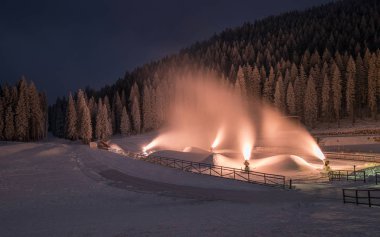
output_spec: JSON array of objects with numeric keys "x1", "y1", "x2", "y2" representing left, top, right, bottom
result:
[
  {"x1": 0, "y1": 77, "x2": 48, "y2": 141},
  {"x1": 49, "y1": 0, "x2": 380, "y2": 140}
]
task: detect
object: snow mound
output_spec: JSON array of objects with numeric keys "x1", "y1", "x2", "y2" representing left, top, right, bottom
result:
[
  {"x1": 150, "y1": 150, "x2": 210, "y2": 163},
  {"x1": 253, "y1": 155, "x2": 319, "y2": 173},
  {"x1": 182, "y1": 146, "x2": 210, "y2": 154}
]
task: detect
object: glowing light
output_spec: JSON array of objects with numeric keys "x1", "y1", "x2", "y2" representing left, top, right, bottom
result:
[
  {"x1": 211, "y1": 127, "x2": 224, "y2": 149},
  {"x1": 312, "y1": 143, "x2": 325, "y2": 160},
  {"x1": 242, "y1": 143, "x2": 252, "y2": 160},
  {"x1": 142, "y1": 139, "x2": 159, "y2": 153}
]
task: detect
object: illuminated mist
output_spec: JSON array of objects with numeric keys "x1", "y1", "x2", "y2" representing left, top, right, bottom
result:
[{"x1": 143, "y1": 70, "x2": 325, "y2": 172}]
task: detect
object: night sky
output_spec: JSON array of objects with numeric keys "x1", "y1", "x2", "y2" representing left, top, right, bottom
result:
[{"x1": 1, "y1": 0, "x2": 332, "y2": 103}]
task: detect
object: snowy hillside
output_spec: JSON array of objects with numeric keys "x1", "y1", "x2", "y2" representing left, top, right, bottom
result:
[{"x1": 1, "y1": 136, "x2": 380, "y2": 237}]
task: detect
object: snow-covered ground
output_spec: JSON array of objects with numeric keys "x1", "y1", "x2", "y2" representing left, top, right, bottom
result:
[{"x1": 1, "y1": 135, "x2": 380, "y2": 237}]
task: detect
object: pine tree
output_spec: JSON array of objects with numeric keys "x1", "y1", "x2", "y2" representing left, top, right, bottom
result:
[
  {"x1": 252, "y1": 65, "x2": 261, "y2": 98},
  {"x1": 96, "y1": 98, "x2": 112, "y2": 140},
  {"x1": 274, "y1": 76, "x2": 285, "y2": 112},
  {"x1": 321, "y1": 73, "x2": 331, "y2": 122},
  {"x1": 81, "y1": 104, "x2": 92, "y2": 144},
  {"x1": 112, "y1": 92, "x2": 123, "y2": 133},
  {"x1": 332, "y1": 62, "x2": 342, "y2": 125},
  {"x1": 235, "y1": 66, "x2": 246, "y2": 97},
  {"x1": 130, "y1": 83, "x2": 141, "y2": 133},
  {"x1": 286, "y1": 82, "x2": 296, "y2": 116},
  {"x1": 142, "y1": 84, "x2": 152, "y2": 131},
  {"x1": 65, "y1": 93, "x2": 77, "y2": 140},
  {"x1": 304, "y1": 75, "x2": 318, "y2": 128},
  {"x1": 15, "y1": 78, "x2": 29, "y2": 141},
  {"x1": 120, "y1": 106, "x2": 130, "y2": 135},
  {"x1": 28, "y1": 82, "x2": 44, "y2": 140},
  {"x1": 368, "y1": 54, "x2": 377, "y2": 119},
  {"x1": 4, "y1": 106, "x2": 14, "y2": 140},
  {"x1": 95, "y1": 99, "x2": 104, "y2": 140},
  {"x1": 346, "y1": 56, "x2": 356, "y2": 123},
  {"x1": 0, "y1": 98, "x2": 4, "y2": 139},
  {"x1": 263, "y1": 67, "x2": 275, "y2": 103}
]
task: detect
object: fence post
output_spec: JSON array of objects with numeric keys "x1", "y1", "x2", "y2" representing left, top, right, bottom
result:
[
  {"x1": 368, "y1": 190, "x2": 371, "y2": 207},
  {"x1": 289, "y1": 179, "x2": 292, "y2": 189},
  {"x1": 248, "y1": 171, "x2": 250, "y2": 182},
  {"x1": 264, "y1": 173, "x2": 267, "y2": 184},
  {"x1": 355, "y1": 190, "x2": 358, "y2": 205},
  {"x1": 377, "y1": 173, "x2": 378, "y2": 185},
  {"x1": 342, "y1": 189, "x2": 345, "y2": 203},
  {"x1": 233, "y1": 169, "x2": 235, "y2": 179},
  {"x1": 364, "y1": 171, "x2": 366, "y2": 183}
]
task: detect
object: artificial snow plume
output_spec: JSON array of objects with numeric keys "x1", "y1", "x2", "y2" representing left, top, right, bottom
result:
[{"x1": 143, "y1": 70, "x2": 324, "y2": 167}]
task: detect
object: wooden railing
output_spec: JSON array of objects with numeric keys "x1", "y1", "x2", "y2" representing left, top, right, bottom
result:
[
  {"x1": 135, "y1": 154, "x2": 288, "y2": 188},
  {"x1": 328, "y1": 170, "x2": 366, "y2": 182},
  {"x1": 342, "y1": 189, "x2": 380, "y2": 207},
  {"x1": 324, "y1": 152, "x2": 380, "y2": 163}
]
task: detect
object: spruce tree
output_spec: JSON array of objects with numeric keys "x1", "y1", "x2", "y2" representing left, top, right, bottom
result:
[
  {"x1": 15, "y1": 78, "x2": 29, "y2": 141},
  {"x1": 321, "y1": 73, "x2": 331, "y2": 122},
  {"x1": 304, "y1": 75, "x2": 318, "y2": 128},
  {"x1": 346, "y1": 56, "x2": 356, "y2": 124},
  {"x1": 332, "y1": 62, "x2": 342, "y2": 125},
  {"x1": 65, "y1": 93, "x2": 77, "y2": 140},
  {"x1": 130, "y1": 83, "x2": 141, "y2": 133},
  {"x1": 120, "y1": 106, "x2": 130, "y2": 136},
  {"x1": 28, "y1": 82, "x2": 43, "y2": 140},
  {"x1": 274, "y1": 76, "x2": 285, "y2": 113},
  {"x1": 142, "y1": 84, "x2": 152, "y2": 131},
  {"x1": 368, "y1": 54, "x2": 377, "y2": 119},
  {"x1": 235, "y1": 66, "x2": 246, "y2": 97},
  {"x1": 286, "y1": 82, "x2": 296, "y2": 116},
  {"x1": 81, "y1": 104, "x2": 92, "y2": 144},
  {"x1": 4, "y1": 106, "x2": 14, "y2": 140},
  {"x1": 0, "y1": 98, "x2": 4, "y2": 139}
]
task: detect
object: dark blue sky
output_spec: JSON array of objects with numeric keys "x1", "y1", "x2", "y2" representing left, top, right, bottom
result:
[{"x1": 1, "y1": 0, "x2": 332, "y2": 102}]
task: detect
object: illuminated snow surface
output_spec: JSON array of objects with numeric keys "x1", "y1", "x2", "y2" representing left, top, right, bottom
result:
[{"x1": 1, "y1": 134, "x2": 379, "y2": 237}]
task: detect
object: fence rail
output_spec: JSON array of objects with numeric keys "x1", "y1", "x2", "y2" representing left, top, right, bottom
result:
[
  {"x1": 324, "y1": 152, "x2": 380, "y2": 163},
  {"x1": 135, "y1": 154, "x2": 287, "y2": 188},
  {"x1": 343, "y1": 189, "x2": 380, "y2": 207},
  {"x1": 328, "y1": 170, "x2": 366, "y2": 182}
]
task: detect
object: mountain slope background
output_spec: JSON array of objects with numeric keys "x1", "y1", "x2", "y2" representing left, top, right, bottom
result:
[{"x1": 48, "y1": 0, "x2": 380, "y2": 142}]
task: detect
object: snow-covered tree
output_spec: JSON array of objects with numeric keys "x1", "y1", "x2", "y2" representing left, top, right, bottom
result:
[
  {"x1": 286, "y1": 82, "x2": 296, "y2": 115},
  {"x1": 130, "y1": 83, "x2": 141, "y2": 133},
  {"x1": 142, "y1": 84, "x2": 153, "y2": 131},
  {"x1": 95, "y1": 99, "x2": 112, "y2": 140},
  {"x1": 65, "y1": 93, "x2": 77, "y2": 140},
  {"x1": 113, "y1": 92, "x2": 123, "y2": 133},
  {"x1": 304, "y1": 75, "x2": 318, "y2": 128},
  {"x1": 80, "y1": 104, "x2": 92, "y2": 144},
  {"x1": 0, "y1": 98, "x2": 4, "y2": 139},
  {"x1": 346, "y1": 56, "x2": 356, "y2": 123},
  {"x1": 4, "y1": 106, "x2": 14, "y2": 140},
  {"x1": 274, "y1": 76, "x2": 285, "y2": 113},
  {"x1": 368, "y1": 54, "x2": 377, "y2": 119},
  {"x1": 28, "y1": 82, "x2": 44, "y2": 140},
  {"x1": 235, "y1": 66, "x2": 246, "y2": 98},
  {"x1": 15, "y1": 78, "x2": 29, "y2": 141},
  {"x1": 321, "y1": 73, "x2": 331, "y2": 122},
  {"x1": 120, "y1": 106, "x2": 130, "y2": 135},
  {"x1": 332, "y1": 62, "x2": 342, "y2": 125},
  {"x1": 263, "y1": 67, "x2": 275, "y2": 103}
]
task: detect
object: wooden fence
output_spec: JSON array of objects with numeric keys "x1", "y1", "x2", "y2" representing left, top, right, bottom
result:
[
  {"x1": 136, "y1": 154, "x2": 288, "y2": 188},
  {"x1": 342, "y1": 189, "x2": 380, "y2": 207},
  {"x1": 328, "y1": 170, "x2": 366, "y2": 182},
  {"x1": 324, "y1": 152, "x2": 380, "y2": 163}
]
